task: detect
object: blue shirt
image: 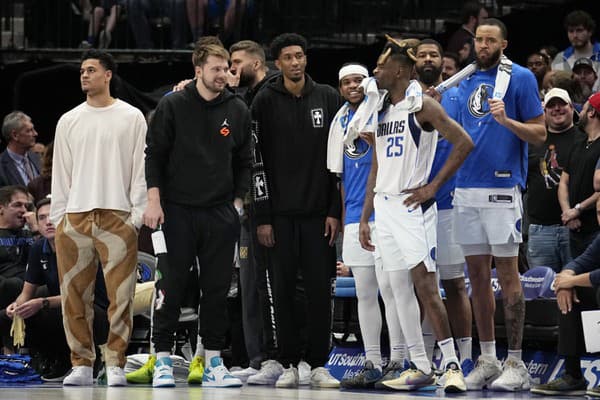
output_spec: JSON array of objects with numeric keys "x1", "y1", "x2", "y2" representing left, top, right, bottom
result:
[
  {"x1": 341, "y1": 107, "x2": 374, "y2": 225},
  {"x1": 455, "y1": 63, "x2": 543, "y2": 189},
  {"x1": 429, "y1": 87, "x2": 460, "y2": 210}
]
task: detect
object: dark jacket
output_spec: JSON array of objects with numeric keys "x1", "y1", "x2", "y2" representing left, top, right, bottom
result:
[
  {"x1": 564, "y1": 232, "x2": 600, "y2": 287},
  {"x1": 251, "y1": 74, "x2": 343, "y2": 225},
  {"x1": 145, "y1": 81, "x2": 253, "y2": 207},
  {"x1": 0, "y1": 150, "x2": 41, "y2": 187}
]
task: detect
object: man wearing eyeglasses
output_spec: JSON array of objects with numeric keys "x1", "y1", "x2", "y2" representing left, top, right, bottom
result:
[{"x1": 0, "y1": 185, "x2": 36, "y2": 309}]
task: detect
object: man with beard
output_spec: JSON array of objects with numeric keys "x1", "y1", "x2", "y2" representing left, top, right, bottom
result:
[
  {"x1": 414, "y1": 39, "x2": 475, "y2": 373},
  {"x1": 228, "y1": 40, "x2": 276, "y2": 105},
  {"x1": 527, "y1": 88, "x2": 584, "y2": 272},
  {"x1": 442, "y1": 52, "x2": 460, "y2": 81},
  {"x1": 144, "y1": 39, "x2": 251, "y2": 388},
  {"x1": 250, "y1": 33, "x2": 342, "y2": 388},
  {"x1": 51, "y1": 49, "x2": 147, "y2": 387},
  {"x1": 359, "y1": 37, "x2": 473, "y2": 392},
  {"x1": 557, "y1": 92, "x2": 600, "y2": 258},
  {"x1": 452, "y1": 18, "x2": 546, "y2": 391},
  {"x1": 552, "y1": 10, "x2": 600, "y2": 92},
  {"x1": 572, "y1": 58, "x2": 598, "y2": 99},
  {"x1": 531, "y1": 94, "x2": 600, "y2": 397}
]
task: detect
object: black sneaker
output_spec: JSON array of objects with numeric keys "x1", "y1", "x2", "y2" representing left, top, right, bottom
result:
[
  {"x1": 341, "y1": 360, "x2": 383, "y2": 389},
  {"x1": 530, "y1": 374, "x2": 588, "y2": 395},
  {"x1": 587, "y1": 385, "x2": 600, "y2": 397},
  {"x1": 42, "y1": 361, "x2": 71, "y2": 382}
]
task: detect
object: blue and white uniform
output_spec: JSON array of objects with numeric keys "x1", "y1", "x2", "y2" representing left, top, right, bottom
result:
[{"x1": 374, "y1": 96, "x2": 438, "y2": 272}]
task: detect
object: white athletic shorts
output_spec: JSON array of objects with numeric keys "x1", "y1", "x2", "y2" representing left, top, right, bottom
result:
[
  {"x1": 342, "y1": 222, "x2": 382, "y2": 268},
  {"x1": 453, "y1": 187, "x2": 523, "y2": 248},
  {"x1": 437, "y1": 208, "x2": 465, "y2": 266},
  {"x1": 373, "y1": 192, "x2": 437, "y2": 272}
]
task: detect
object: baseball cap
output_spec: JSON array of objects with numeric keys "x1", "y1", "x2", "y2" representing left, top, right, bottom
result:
[
  {"x1": 544, "y1": 88, "x2": 572, "y2": 107},
  {"x1": 573, "y1": 57, "x2": 596, "y2": 73},
  {"x1": 589, "y1": 92, "x2": 600, "y2": 113}
]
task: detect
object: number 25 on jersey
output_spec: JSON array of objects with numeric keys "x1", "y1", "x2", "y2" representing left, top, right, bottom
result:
[{"x1": 386, "y1": 136, "x2": 404, "y2": 157}]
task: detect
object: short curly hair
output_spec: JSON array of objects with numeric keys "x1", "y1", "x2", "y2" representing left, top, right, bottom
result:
[{"x1": 270, "y1": 33, "x2": 308, "y2": 59}]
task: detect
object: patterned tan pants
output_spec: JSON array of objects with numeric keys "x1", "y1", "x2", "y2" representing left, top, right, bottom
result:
[{"x1": 56, "y1": 209, "x2": 138, "y2": 367}]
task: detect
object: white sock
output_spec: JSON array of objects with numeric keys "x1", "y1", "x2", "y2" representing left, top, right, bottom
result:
[
  {"x1": 390, "y1": 344, "x2": 407, "y2": 363},
  {"x1": 437, "y1": 338, "x2": 459, "y2": 368},
  {"x1": 352, "y1": 267, "x2": 383, "y2": 367},
  {"x1": 157, "y1": 351, "x2": 171, "y2": 360},
  {"x1": 408, "y1": 343, "x2": 432, "y2": 374},
  {"x1": 376, "y1": 268, "x2": 406, "y2": 364},
  {"x1": 479, "y1": 341, "x2": 496, "y2": 359},
  {"x1": 507, "y1": 349, "x2": 522, "y2": 361},
  {"x1": 457, "y1": 337, "x2": 472, "y2": 362},
  {"x1": 194, "y1": 335, "x2": 205, "y2": 358},
  {"x1": 205, "y1": 350, "x2": 221, "y2": 363}
]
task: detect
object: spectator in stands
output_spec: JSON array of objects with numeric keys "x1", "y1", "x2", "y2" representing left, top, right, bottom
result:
[
  {"x1": 125, "y1": 0, "x2": 187, "y2": 48},
  {"x1": 552, "y1": 10, "x2": 600, "y2": 91},
  {"x1": 0, "y1": 198, "x2": 109, "y2": 382},
  {"x1": 452, "y1": 18, "x2": 545, "y2": 391},
  {"x1": 526, "y1": 51, "x2": 551, "y2": 98},
  {"x1": 144, "y1": 37, "x2": 250, "y2": 388},
  {"x1": 250, "y1": 32, "x2": 342, "y2": 389},
  {"x1": 540, "y1": 45, "x2": 559, "y2": 64},
  {"x1": 442, "y1": 52, "x2": 460, "y2": 80},
  {"x1": 0, "y1": 186, "x2": 36, "y2": 310},
  {"x1": 558, "y1": 93, "x2": 600, "y2": 258},
  {"x1": 543, "y1": 70, "x2": 587, "y2": 112},
  {"x1": 81, "y1": 0, "x2": 120, "y2": 48},
  {"x1": 416, "y1": 39, "x2": 475, "y2": 374},
  {"x1": 572, "y1": 57, "x2": 598, "y2": 98},
  {"x1": 446, "y1": 1, "x2": 488, "y2": 67},
  {"x1": 527, "y1": 88, "x2": 583, "y2": 272},
  {"x1": 186, "y1": 0, "x2": 246, "y2": 44},
  {"x1": 27, "y1": 141, "x2": 53, "y2": 205},
  {"x1": 31, "y1": 143, "x2": 45, "y2": 159},
  {"x1": 531, "y1": 216, "x2": 600, "y2": 396},
  {"x1": 51, "y1": 49, "x2": 147, "y2": 387},
  {"x1": 0, "y1": 112, "x2": 40, "y2": 187}
]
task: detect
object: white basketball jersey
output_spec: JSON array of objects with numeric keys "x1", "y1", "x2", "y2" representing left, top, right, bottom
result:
[{"x1": 374, "y1": 100, "x2": 438, "y2": 195}]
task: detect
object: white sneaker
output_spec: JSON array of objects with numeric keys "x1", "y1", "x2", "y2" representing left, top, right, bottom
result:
[
  {"x1": 275, "y1": 366, "x2": 299, "y2": 388},
  {"x1": 63, "y1": 366, "x2": 93, "y2": 386},
  {"x1": 442, "y1": 362, "x2": 466, "y2": 393},
  {"x1": 202, "y1": 356, "x2": 242, "y2": 388},
  {"x1": 230, "y1": 366, "x2": 260, "y2": 382},
  {"x1": 152, "y1": 356, "x2": 175, "y2": 388},
  {"x1": 298, "y1": 360, "x2": 311, "y2": 385},
  {"x1": 490, "y1": 357, "x2": 531, "y2": 391},
  {"x1": 465, "y1": 355, "x2": 502, "y2": 390},
  {"x1": 310, "y1": 367, "x2": 340, "y2": 389},
  {"x1": 106, "y1": 366, "x2": 127, "y2": 387},
  {"x1": 247, "y1": 360, "x2": 284, "y2": 385}
]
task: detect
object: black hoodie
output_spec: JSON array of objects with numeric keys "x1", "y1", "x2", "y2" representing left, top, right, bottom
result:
[
  {"x1": 145, "y1": 81, "x2": 252, "y2": 207},
  {"x1": 251, "y1": 74, "x2": 343, "y2": 225}
]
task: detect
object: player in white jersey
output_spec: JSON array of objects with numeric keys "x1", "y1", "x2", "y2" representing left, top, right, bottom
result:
[
  {"x1": 359, "y1": 37, "x2": 473, "y2": 393},
  {"x1": 327, "y1": 63, "x2": 408, "y2": 389}
]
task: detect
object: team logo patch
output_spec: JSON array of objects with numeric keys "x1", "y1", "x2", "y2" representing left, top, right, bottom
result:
[
  {"x1": 239, "y1": 246, "x2": 248, "y2": 259},
  {"x1": 311, "y1": 108, "x2": 324, "y2": 128},
  {"x1": 467, "y1": 83, "x2": 494, "y2": 118},
  {"x1": 344, "y1": 138, "x2": 370, "y2": 160},
  {"x1": 254, "y1": 172, "x2": 268, "y2": 200},
  {"x1": 220, "y1": 118, "x2": 230, "y2": 136}
]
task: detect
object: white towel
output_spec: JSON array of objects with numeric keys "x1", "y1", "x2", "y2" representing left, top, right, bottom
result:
[
  {"x1": 493, "y1": 55, "x2": 513, "y2": 100},
  {"x1": 326, "y1": 103, "x2": 351, "y2": 173},
  {"x1": 344, "y1": 77, "x2": 382, "y2": 145}
]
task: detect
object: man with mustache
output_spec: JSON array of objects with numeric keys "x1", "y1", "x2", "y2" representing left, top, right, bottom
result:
[{"x1": 452, "y1": 18, "x2": 546, "y2": 391}]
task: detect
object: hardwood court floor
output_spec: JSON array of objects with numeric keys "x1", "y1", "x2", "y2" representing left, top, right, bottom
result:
[{"x1": 0, "y1": 384, "x2": 576, "y2": 400}]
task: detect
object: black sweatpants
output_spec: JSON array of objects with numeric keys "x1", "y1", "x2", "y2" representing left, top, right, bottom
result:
[
  {"x1": 270, "y1": 215, "x2": 335, "y2": 367},
  {"x1": 558, "y1": 285, "x2": 600, "y2": 376},
  {"x1": 152, "y1": 202, "x2": 240, "y2": 352}
]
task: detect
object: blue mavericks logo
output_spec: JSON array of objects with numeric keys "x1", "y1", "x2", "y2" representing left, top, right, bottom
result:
[
  {"x1": 344, "y1": 137, "x2": 370, "y2": 160},
  {"x1": 468, "y1": 83, "x2": 494, "y2": 118}
]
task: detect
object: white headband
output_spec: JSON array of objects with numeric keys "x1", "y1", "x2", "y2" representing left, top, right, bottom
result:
[{"x1": 338, "y1": 64, "x2": 369, "y2": 81}]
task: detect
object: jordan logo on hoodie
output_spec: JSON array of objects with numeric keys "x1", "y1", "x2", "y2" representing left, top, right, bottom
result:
[{"x1": 220, "y1": 118, "x2": 230, "y2": 136}]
